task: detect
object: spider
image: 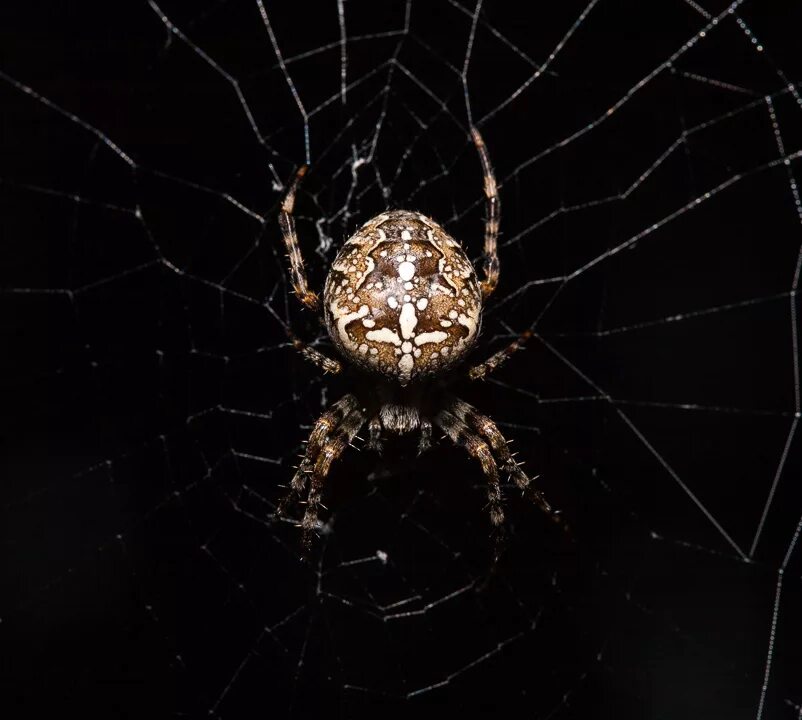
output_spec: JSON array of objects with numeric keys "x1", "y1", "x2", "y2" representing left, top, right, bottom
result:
[{"x1": 277, "y1": 127, "x2": 563, "y2": 547}]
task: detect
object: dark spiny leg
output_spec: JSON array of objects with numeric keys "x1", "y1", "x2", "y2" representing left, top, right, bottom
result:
[
  {"x1": 417, "y1": 418, "x2": 432, "y2": 455},
  {"x1": 471, "y1": 127, "x2": 500, "y2": 300},
  {"x1": 448, "y1": 398, "x2": 520, "y2": 477},
  {"x1": 366, "y1": 416, "x2": 383, "y2": 453},
  {"x1": 302, "y1": 408, "x2": 366, "y2": 548},
  {"x1": 278, "y1": 394, "x2": 358, "y2": 515},
  {"x1": 450, "y1": 398, "x2": 567, "y2": 531},
  {"x1": 306, "y1": 395, "x2": 359, "y2": 456},
  {"x1": 435, "y1": 409, "x2": 505, "y2": 528},
  {"x1": 467, "y1": 329, "x2": 533, "y2": 381},
  {"x1": 289, "y1": 334, "x2": 342, "y2": 375},
  {"x1": 279, "y1": 165, "x2": 320, "y2": 312}
]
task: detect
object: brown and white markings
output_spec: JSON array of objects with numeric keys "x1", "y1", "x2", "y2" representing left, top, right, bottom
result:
[
  {"x1": 277, "y1": 127, "x2": 566, "y2": 549},
  {"x1": 324, "y1": 210, "x2": 481, "y2": 385}
]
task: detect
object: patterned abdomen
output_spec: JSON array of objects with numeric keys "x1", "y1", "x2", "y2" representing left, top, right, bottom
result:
[{"x1": 323, "y1": 210, "x2": 482, "y2": 384}]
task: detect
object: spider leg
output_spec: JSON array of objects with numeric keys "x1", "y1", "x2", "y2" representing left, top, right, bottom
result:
[
  {"x1": 288, "y1": 333, "x2": 342, "y2": 375},
  {"x1": 301, "y1": 406, "x2": 366, "y2": 548},
  {"x1": 471, "y1": 127, "x2": 500, "y2": 300},
  {"x1": 447, "y1": 398, "x2": 565, "y2": 530},
  {"x1": 434, "y1": 408, "x2": 505, "y2": 528},
  {"x1": 279, "y1": 164, "x2": 320, "y2": 312},
  {"x1": 277, "y1": 166, "x2": 341, "y2": 372},
  {"x1": 466, "y1": 328, "x2": 533, "y2": 382},
  {"x1": 278, "y1": 394, "x2": 358, "y2": 516}
]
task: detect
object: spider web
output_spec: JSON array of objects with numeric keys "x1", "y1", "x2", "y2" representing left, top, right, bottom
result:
[{"x1": 2, "y1": 1, "x2": 801, "y2": 717}]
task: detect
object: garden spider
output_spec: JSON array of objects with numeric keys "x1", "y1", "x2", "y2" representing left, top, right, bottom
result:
[{"x1": 278, "y1": 127, "x2": 562, "y2": 547}]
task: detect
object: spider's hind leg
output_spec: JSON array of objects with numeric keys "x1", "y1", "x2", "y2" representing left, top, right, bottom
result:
[
  {"x1": 279, "y1": 164, "x2": 320, "y2": 312},
  {"x1": 471, "y1": 127, "x2": 500, "y2": 301}
]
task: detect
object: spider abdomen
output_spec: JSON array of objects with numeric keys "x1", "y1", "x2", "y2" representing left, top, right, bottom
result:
[{"x1": 323, "y1": 210, "x2": 482, "y2": 384}]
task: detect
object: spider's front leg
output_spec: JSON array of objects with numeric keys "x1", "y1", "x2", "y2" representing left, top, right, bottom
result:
[
  {"x1": 434, "y1": 407, "x2": 506, "y2": 528},
  {"x1": 448, "y1": 398, "x2": 564, "y2": 529},
  {"x1": 301, "y1": 406, "x2": 366, "y2": 548},
  {"x1": 278, "y1": 394, "x2": 357, "y2": 517},
  {"x1": 280, "y1": 393, "x2": 367, "y2": 548}
]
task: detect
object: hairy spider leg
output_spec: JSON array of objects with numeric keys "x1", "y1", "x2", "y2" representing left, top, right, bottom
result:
[
  {"x1": 279, "y1": 166, "x2": 343, "y2": 373},
  {"x1": 289, "y1": 335, "x2": 342, "y2": 375},
  {"x1": 301, "y1": 407, "x2": 366, "y2": 548},
  {"x1": 467, "y1": 329, "x2": 534, "y2": 382},
  {"x1": 447, "y1": 397, "x2": 566, "y2": 531},
  {"x1": 435, "y1": 407, "x2": 506, "y2": 528},
  {"x1": 471, "y1": 127, "x2": 500, "y2": 300},
  {"x1": 278, "y1": 164, "x2": 320, "y2": 312},
  {"x1": 278, "y1": 394, "x2": 358, "y2": 516}
]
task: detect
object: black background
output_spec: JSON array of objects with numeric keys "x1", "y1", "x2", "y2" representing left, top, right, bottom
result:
[{"x1": 2, "y1": 1, "x2": 801, "y2": 718}]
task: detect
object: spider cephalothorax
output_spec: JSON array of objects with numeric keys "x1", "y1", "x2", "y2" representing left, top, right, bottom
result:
[{"x1": 277, "y1": 128, "x2": 562, "y2": 547}]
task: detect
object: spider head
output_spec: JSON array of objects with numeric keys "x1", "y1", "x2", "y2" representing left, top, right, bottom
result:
[{"x1": 323, "y1": 210, "x2": 482, "y2": 385}]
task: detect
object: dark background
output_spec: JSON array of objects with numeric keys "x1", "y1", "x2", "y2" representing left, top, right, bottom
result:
[{"x1": 1, "y1": 1, "x2": 801, "y2": 718}]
